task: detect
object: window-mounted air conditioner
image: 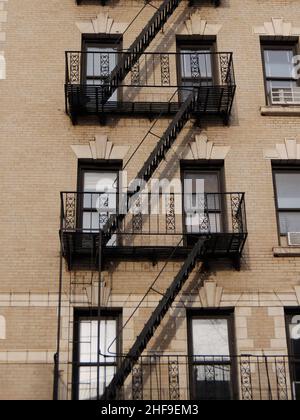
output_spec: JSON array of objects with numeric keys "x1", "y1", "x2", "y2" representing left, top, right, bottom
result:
[
  {"x1": 287, "y1": 232, "x2": 300, "y2": 246},
  {"x1": 270, "y1": 87, "x2": 300, "y2": 106}
]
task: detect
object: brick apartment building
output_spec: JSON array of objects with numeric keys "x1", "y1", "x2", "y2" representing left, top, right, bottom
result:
[{"x1": 0, "y1": 0, "x2": 300, "y2": 400}]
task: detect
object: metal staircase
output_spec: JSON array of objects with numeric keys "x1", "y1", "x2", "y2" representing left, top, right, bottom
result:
[
  {"x1": 101, "y1": 0, "x2": 182, "y2": 105},
  {"x1": 102, "y1": 237, "x2": 208, "y2": 400},
  {"x1": 97, "y1": 89, "x2": 207, "y2": 401},
  {"x1": 101, "y1": 89, "x2": 197, "y2": 246},
  {"x1": 55, "y1": 0, "x2": 246, "y2": 402}
]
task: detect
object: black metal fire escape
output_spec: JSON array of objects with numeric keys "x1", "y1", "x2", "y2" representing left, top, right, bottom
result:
[
  {"x1": 97, "y1": 91, "x2": 218, "y2": 402},
  {"x1": 77, "y1": 0, "x2": 220, "y2": 108},
  {"x1": 99, "y1": 0, "x2": 183, "y2": 107},
  {"x1": 101, "y1": 237, "x2": 208, "y2": 400},
  {"x1": 91, "y1": 0, "x2": 236, "y2": 400},
  {"x1": 101, "y1": 90, "x2": 197, "y2": 245},
  {"x1": 57, "y1": 0, "x2": 246, "y2": 401}
]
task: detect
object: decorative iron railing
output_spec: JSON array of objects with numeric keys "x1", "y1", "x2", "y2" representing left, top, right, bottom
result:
[
  {"x1": 65, "y1": 51, "x2": 235, "y2": 121},
  {"x1": 58, "y1": 354, "x2": 300, "y2": 400},
  {"x1": 60, "y1": 192, "x2": 247, "y2": 244}
]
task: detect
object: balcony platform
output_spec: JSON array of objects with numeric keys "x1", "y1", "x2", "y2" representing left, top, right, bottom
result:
[
  {"x1": 65, "y1": 51, "x2": 236, "y2": 125},
  {"x1": 60, "y1": 353, "x2": 299, "y2": 400},
  {"x1": 66, "y1": 86, "x2": 235, "y2": 125},
  {"x1": 60, "y1": 191, "x2": 247, "y2": 271},
  {"x1": 61, "y1": 232, "x2": 247, "y2": 271}
]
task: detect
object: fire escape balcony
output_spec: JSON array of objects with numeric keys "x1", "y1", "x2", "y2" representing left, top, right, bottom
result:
[
  {"x1": 60, "y1": 192, "x2": 247, "y2": 270},
  {"x1": 58, "y1": 354, "x2": 300, "y2": 401},
  {"x1": 65, "y1": 51, "x2": 236, "y2": 125}
]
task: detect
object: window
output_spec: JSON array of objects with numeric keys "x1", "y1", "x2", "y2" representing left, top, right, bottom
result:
[
  {"x1": 273, "y1": 169, "x2": 300, "y2": 235},
  {"x1": 182, "y1": 166, "x2": 223, "y2": 242},
  {"x1": 78, "y1": 161, "x2": 121, "y2": 245},
  {"x1": 82, "y1": 36, "x2": 122, "y2": 102},
  {"x1": 73, "y1": 309, "x2": 121, "y2": 400},
  {"x1": 188, "y1": 310, "x2": 236, "y2": 400},
  {"x1": 177, "y1": 38, "x2": 215, "y2": 101},
  {"x1": 261, "y1": 42, "x2": 298, "y2": 105},
  {"x1": 285, "y1": 310, "x2": 300, "y2": 400}
]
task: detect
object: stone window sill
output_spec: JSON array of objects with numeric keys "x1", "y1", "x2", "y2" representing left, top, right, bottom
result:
[
  {"x1": 273, "y1": 247, "x2": 300, "y2": 257},
  {"x1": 261, "y1": 106, "x2": 300, "y2": 117}
]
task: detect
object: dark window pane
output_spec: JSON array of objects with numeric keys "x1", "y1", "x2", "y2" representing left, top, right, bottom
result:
[
  {"x1": 184, "y1": 172, "x2": 219, "y2": 193},
  {"x1": 193, "y1": 365, "x2": 232, "y2": 401}
]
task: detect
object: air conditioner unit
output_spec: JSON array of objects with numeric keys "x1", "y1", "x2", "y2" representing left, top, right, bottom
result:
[
  {"x1": 270, "y1": 87, "x2": 300, "y2": 106},
  {"x1": 288, "y1": 232, "x2": 300, "y2": 246}
]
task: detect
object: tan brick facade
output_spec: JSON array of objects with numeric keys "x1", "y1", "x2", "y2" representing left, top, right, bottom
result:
[{"x1": 1, "y1": 0, "x2": 300, "y2": 400}]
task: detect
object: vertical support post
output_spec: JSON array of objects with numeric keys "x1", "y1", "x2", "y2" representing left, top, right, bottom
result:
[
  {"x1": 97, "y1": 231, "x2": 103, "y2": 401},
  {"x1": 53, "y1": 231, "x2": 64, "y2": 400}
]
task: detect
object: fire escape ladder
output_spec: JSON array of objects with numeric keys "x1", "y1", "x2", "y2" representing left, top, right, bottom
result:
[
  {"x1": 101, "y1": 0, "x2": 182, "y2": 105},
  {"x1": 101, "y1": 89, "x2": 197, "y2": 245},
  {"x1": 102, "y1": 237, "x2": 208, "y2": 400}
]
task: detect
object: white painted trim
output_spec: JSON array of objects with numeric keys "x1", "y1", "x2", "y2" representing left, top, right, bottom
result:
[
  {"x1": 76, "y1": 13, "x2": 127, "y2": 35},
  {"x1": 254, "y1": 18, "x2": 300, "y2": 37}
]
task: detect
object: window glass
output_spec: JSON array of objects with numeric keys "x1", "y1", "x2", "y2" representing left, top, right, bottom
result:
[
  {"x1": 264, "y1": 50, "x2": 293, "y2": 78},
  {"x1": 81, "y1": 171, "x2": 118, "y2": 244},
  {"x1": 86, "y1": 47, "x2": 117, "y2": 78},
  {"x1": 286, "y1": 313, "x2": 300, "y2": 400},
  {"x1": 84, "y1": 172, "x2": 117, "y2": 192},
  {"x1": 275, "y1": 173, "x2": 300, "y2": 209},
  {"x1": 83, "y1": 172, "x2": 117, "y2": 213},
  {"x1": 83, "y1": 41, "x2": 119, "y2": 102},
  {"x1": 184, "y1": 172, "x2": 221, "y2": 234},
  {"x1": 181, "y1": 49, "x2": 212, "y2": 79},
  {"x1": 76, "y1": 316, "x2": 118, "y2": 401},
  {"x1": 189, "y1": 315, "x2": 234, "y2": 401},
  {"x1": 79, "y1": 319, "x2": 117, "y2": 364},
  {"x1": 184, "y1": 172, "x2": 219, "y2": 193},
  {"x1": 279, "y1": 212, "x2": 300, "y2": 234},
  {"x1": 192, "y1": 318, "x2": 230, "y2": 360},
  {"x1": 79, "y1": 366, "x2": 115, "y2": 401},
  {"x1": 267, "y1": 80, "x2": 297, "y2": 90}
]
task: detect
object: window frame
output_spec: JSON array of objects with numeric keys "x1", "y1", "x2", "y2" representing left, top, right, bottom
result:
[
  {"x1": 81, "y1": 35, "x2": 123, "y2": 102},
  {"x1": 272, "y1": 165, "x2": 300, "y2": 238},
  {"x1": 261, "y1": 41, "x2": 299, "y2": 105},
  {"x1": 285, "y1": 308, "x2": 300, "y2": 400},
  {"x1": 180, "y1": 161, "x2": 225, "y2": 244},
  {"x1": 187, "y1": 308, "x2": 238, "y2": 401},
  {"x1": 176, "y1": 36, "x2": 217, "y2": 102},
  {"x1": 77, "y1": 160, "x2": 122, "y2": 233},
  {"x1": 72, "y1": 308, "x2": 122, "y2": 401}
]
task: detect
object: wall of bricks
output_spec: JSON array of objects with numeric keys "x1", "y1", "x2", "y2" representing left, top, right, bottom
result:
[{"x1": 1, "y1": 0, "x2": 300, "y2": 399}]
